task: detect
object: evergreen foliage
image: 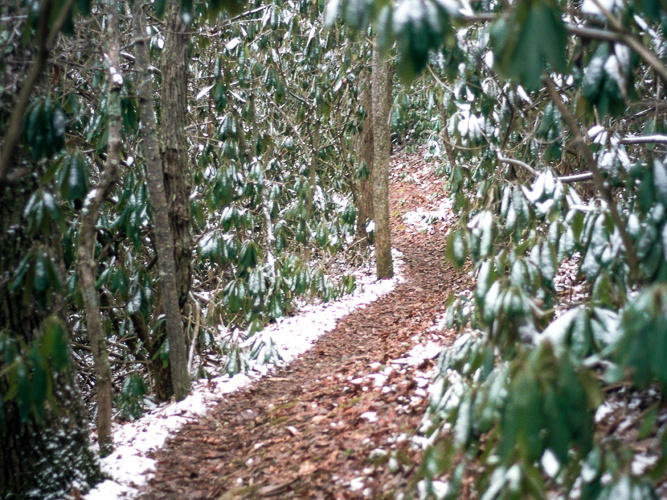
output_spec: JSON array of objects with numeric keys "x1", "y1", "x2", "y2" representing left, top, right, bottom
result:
[
  {"x1": 327, "y1": 0, "x2": 667, "y2": 495},
  {"x1": 2, "y1": 0, "x2": 667, "y2": 496}
]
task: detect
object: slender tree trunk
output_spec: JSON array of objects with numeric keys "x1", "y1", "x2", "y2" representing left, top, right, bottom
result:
[
  {"x1": 354, "y1": 70, "x2": 374, "y2": 244},
  {"x1": 74, "y1": 0, "x2": 122, "y2": 456},
  {"x1": 371, "y1": 40, "x2": 393, "y2": 279},
  {"x1": 304, "y1": 119, "x2": 320, "y2": 258},
  {"x1": 133, "y1": 3, "x2": 190, "y2": 401},
  {"x1": 160, "y1": 3, "x2": 192, "y2": 310},
  {"x1": 307, "y1": 119, "x2": 321, "y2": 221}
]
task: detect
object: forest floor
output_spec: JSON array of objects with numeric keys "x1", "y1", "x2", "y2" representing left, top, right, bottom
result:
[{"x1": 137, "y1": 150, "x2": 471, "y2": 499}]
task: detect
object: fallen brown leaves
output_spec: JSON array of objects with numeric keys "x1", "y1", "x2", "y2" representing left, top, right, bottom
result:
[{"x1": 139, "y1": 150, "x2": 471, "y2": 500}]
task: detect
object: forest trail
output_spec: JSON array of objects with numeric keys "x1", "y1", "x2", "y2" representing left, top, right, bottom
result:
[{"x1": 139, "y1": 152, "x2": 470, "y2": 499}]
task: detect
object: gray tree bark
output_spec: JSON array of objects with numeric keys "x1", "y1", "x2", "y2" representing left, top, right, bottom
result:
[
  {"x1": 353, "y1": 70, "x2": 374, "y2": 244},
  {"x1": 133, "y1": 3, "x2": 190, "y2": 401},
  {"x1": 160, "y1": 3, "x2": 193, "y2": 310},
  {"x1": 75, "y1": 0, "x2": 121, "y2": 456},
  {"x1": 371, "y1": 40, "x2": 393, "y2": 279}
]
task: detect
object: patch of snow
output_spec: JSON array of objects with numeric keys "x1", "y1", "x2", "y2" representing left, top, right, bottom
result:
[
  {"x1": 581, "y1": 0, "x2": 622, "y2": 16},
  {"x1": 367, "y1": 373, "x2": 388, "y2": 387},
  {"x1": 349, "y1": 477, "x2": 365, "y2": 491},
  {"x1": 541, "y1": 449, "x2": 560, "y2": 478},
  {"x1": 388, "y1": 456, "x2": 400, "y2": 473},
  {"x1": 390, "y1": 341, "x2": 442, "y2": 366},
  {"x1": 414, "y1": 388, "x2": 427, "y2": 398},
  {"x1": 195, "y1": 84, "x2": 214, "y2": 100},
  {"x1": 403, "y1": 201, "x2": 453, "y2": 233},
  {"x1": 88, "y1": 373, "x2": 250, "y2": 497},
  {"x1": 594, "y1": 402, "x2": 615, "y2": 423},
  {"x1": 632, "y1": 453, "x2": 658, "y2": 475},
  {"x1": 428, "y1": 312, "x2": 449, "y2": 332},
  {"x1": 416, "y1": 479, "x2": 450, "y2": 500},
  {"x1": 416, "y1": 376, "x2": 429, "y2": 388},
  {"x1": 588, "y1": 124, "x2": 606, "y2": 142},
  {"x1": 516, "y1": 86, "x2": 531, "y2": 103},
  {"x1": 225, "y1": 37, "x2": 241, "y2": 51},
  {"x1": 361, "y1": 411, "x2": 379, "y2": 423}
]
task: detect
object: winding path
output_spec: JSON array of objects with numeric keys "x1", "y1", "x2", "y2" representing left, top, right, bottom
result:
[{"x1": 139, "y1": 152, "x2": 468, "y2": 499}]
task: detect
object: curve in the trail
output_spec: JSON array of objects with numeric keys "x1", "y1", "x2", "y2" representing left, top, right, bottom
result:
[{"x1": 139, "y1": 153, "x2": 467, "y2": 500}]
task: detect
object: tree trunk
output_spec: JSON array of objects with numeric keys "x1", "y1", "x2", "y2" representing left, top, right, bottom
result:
[
  {"x1": 371, "y1": 39, "x2": 393, "y2": 279},
  {"x1": 74, "y1": 0, "x2": 122, "y2": 456},
  {"x1": 133, "y1": 3, "x2": 190, "y2": 401},
  {"x1": 304, "y1": 119, "x2": 321, "y2": 257},
  {"x1": 353, "y1": 70, "x2": 374, "y2": 244},
  {"x1": 307, "y1": 119, "x2": 321, "y2": 221},
  {"x1": 160, "y1": 3, "x2": 192, "y2": 310},
  {"x1": 0, "y1": 177, "x2": 100, "y2": 497}
]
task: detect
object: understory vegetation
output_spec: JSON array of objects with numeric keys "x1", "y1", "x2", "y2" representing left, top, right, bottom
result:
[
  {"x1": 2, "y1": 0, "x2": 667, "y2": 497},
  {"x1": 333, "y1": 1, "x2": 667, "y2": 497}
]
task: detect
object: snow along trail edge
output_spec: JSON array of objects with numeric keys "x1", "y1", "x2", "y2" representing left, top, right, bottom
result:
[
  {"x1": 85, "y1": 250, "x2": 406, "y2": 499},
  {"x1": 136, "y1": 149, "x2": 467, "y2": 499}
]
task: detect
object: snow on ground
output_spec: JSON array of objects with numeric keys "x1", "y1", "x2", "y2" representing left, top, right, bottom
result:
[
  {"x1": 85, "y1": 250, "x2": 405, "y2": 499},
  {"x1": 402, "y1": 200, "x2": 453, "y2": 234}
]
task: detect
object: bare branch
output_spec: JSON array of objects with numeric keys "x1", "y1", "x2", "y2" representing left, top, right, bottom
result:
[
  {"x1": 497, "y1": 154, "x2": 538, "y2": 176},
  {"x1": 621, "y1": 135, "x2": 667, "y2": 145},
  {"x1": 558, "y1": 172, "x2": 594, "y2": 183},
  {"x1": 497, "y1": 153, "x2": 594, "y2": 183}
]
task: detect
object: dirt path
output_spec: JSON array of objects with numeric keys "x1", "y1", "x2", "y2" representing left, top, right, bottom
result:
[{"x1": 139, "y1": 153, "x2": 469, "y2": 499}]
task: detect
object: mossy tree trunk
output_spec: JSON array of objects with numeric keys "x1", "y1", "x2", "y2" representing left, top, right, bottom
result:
[
  {"x1": 0, "y1": 181, "x2": 101, "y2": 498},
  {"x1": 0, "y1": 2, "x2": 100, "y2": 496}
]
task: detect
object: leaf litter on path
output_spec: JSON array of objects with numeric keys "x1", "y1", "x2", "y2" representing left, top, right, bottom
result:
[{"x1": 108, "y1": 150, "x2": 469, "y2": 500}]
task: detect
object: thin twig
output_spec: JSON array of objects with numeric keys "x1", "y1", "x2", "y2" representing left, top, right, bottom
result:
[{"x1": 497, "y1": 153, "x2": 594, "y2": 183}]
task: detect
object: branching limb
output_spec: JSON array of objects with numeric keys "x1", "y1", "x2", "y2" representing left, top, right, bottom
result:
[
  {"x1": 460, "y1": 9, "x2": 667, "y2": 86},
  {"x1": 0, "y1": 0, "x2": 76, "y2": 185},
  {"x1": 545, "y1": 75, "x2": 639, "y2": 281}
]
